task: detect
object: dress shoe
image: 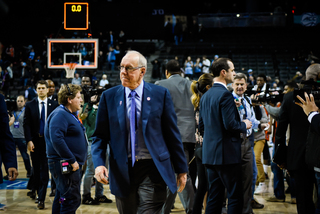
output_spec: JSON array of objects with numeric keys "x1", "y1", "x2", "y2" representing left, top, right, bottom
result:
[
  {"x1": 27, "y1": 191, "x2": 36, "y2": 199},
  {"x1": 251, "y1": 199, "x2": 264, "y2": 209},
  {"x1": 266, "y1": 196, "x2": 285, "y2": 202},
  {"x1": 49, "y1": 189, "x2": 56, "y2": 197},
  {"x1": 37, "y1": 201, "x2": 45, "y2": 209},
  {"x1": 35, "y1": 198, "x2": 39, "y2": 203}
]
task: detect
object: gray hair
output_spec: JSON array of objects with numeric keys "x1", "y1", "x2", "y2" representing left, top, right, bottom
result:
[
  {"x1": 234, "y1": 73, "x2": 247, "y2": 82},
  {"x1": 125, "y1": 50, "x2": 147, "y2": 70}
]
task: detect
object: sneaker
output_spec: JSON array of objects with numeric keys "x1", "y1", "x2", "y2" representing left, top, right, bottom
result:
[
  {"x1": 254, "y1": 183, "x2": 267, "y2": 195},
  {"x1": 95, "y1": 195, "x2": 112, "y2": 203},
  {"x1": 266, "y1": 196, "x2": 285, "y2": 202},
  {"x1": 291, "y1": 198, "x2": 297, "y2": 204},
  {"x1": 82, "y1": 194, "x2": 100, "y2": 205},
  {"x1": 0, "y1": 203, "x2": 7, "y2": 210},
  {"x1": 251, "y1": 199, "x2": 264, "y2": 209}
]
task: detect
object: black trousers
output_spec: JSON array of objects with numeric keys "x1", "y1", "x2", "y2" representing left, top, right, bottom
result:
[
  {"x1": 115, "y1": 160, "x2": 167, "y2": 214},
  {"x1": 193, "y1": 145, "x2": 208, "y2": 214},
  {"x1": 241, "y1": 138, "x2": 253, "y2": 214},
  {"x1": 290, "y1": 168, "x2": 316, "y2": 214},
  {"x1": 30, "y1": 137, "x2": 49, "y2": 201}
]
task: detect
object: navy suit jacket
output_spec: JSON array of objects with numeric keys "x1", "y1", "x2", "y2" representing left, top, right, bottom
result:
[
  {"x1": 199, "y1": 83, "x2": 246, "y2": 165},
  {"x1": 91, "y1": 81, "x2": 188, "y2": 198},
  {"x1": 23, "y1": 97, "x2": 59, "y2": 145},
  {"x1": 0, "y1": 94, "x2": 17, "y2": 183}
]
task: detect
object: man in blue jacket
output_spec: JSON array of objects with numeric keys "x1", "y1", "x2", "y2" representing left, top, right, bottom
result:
[
  {"x1": 200, "y1": 58, "x2": 252, "y2": 214},
  {"x1": 92, "y1": 50, "x2": 188, "y2": 214}
]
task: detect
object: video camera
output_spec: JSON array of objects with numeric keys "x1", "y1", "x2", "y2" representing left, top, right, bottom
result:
[
  {"x1": 294, "y1": 79, "x2": 320, "y2": 106},
  {"x1": 245, "y1": 85, "x2": 283, "y2": 105},
  {"x1": 81, "y1": 85, "x2": 109, "y2": 104},
  {"x1": 5, "y1": 97, "x2": 17, "y2": 116}
]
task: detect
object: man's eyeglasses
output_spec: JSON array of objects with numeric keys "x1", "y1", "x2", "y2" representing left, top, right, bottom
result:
[{"x1": 118, "y1": 66, "x2": 144, "y2": 73}]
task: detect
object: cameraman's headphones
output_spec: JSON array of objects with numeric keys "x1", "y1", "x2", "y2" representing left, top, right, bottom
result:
[{"x1": 66, "y1": 84, "x2": 73, "y2": 96}]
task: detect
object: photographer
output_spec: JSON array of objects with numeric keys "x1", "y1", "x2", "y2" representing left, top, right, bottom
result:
[
  {"x1": 264, "y1": 81, "x2": 297, "y2": 204},
  {"x1": 296, "y1": 63, "x2": 320, "y2": 214},
  {"x1": 45, "y1": 84, "x2": 87, "y2": 213},
  {"x1": 273, "y1": 63, "x2": 319, "y2": 214},
  {"x1": 81, "y1": 94, "x2": 112, "y2": 205}
]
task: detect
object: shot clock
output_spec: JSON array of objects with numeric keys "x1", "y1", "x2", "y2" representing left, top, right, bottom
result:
[{"x1": 64, "y1": 2, "x2": 89, "y2": 30}]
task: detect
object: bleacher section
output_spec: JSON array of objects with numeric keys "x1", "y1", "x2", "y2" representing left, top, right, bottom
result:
[{"x1": 4, "y1": 26, "x2": 318, "y2": 98}]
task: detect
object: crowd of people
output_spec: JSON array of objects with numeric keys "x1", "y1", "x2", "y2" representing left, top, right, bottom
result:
[{"x1": 0, "y1": 49, "x2": 320, "y2": 214}]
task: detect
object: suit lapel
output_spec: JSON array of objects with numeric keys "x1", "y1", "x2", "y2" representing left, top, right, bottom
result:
[
  {"x1": 141, "y1": 82, "x2": 152, "y2": 134},
  {"x1": 47, "y1": 98, "x2": 53, "y2": 116},
  {"x1": 116, "y1": 86, "x2": 126, "y2": 133}
]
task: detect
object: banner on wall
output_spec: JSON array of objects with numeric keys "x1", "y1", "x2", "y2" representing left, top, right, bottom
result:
[{"x1": 294, "y1": 13, "x2": 320, "y2": 26}]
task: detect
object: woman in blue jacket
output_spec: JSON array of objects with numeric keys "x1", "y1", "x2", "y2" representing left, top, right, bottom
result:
[{"x1": 45, "y1": 84, "x2": 87, "y2": 214}]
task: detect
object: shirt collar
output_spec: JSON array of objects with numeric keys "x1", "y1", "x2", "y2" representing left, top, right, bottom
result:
[
  {"x1": 232, "y1": 91, "x2": 244, "y2": 99},
  {"x1": 37, "y1": 97, "x2": 47, "y2": 104},
  {"x1": 125, "y1": 81, "x2": 144, "y2": 99},
  {"x1": 214, "y1": 81, "x2": 227, "y2": 89},
  {"x1": 168, "y1": 74, "x2": 180, "y2": 79}
]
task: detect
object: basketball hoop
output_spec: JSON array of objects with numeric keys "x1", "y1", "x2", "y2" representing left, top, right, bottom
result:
[{"x1": 64, "y1": 63, "x2": 77, "y2": 79}]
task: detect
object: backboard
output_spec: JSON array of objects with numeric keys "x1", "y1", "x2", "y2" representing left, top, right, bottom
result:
[{"x1": 47, "y1": 38, "x2": 98, "y2": 69}]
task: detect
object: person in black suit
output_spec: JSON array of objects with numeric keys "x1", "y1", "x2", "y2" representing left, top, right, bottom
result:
[
  {"x1": 46, "y1": 79, "x2": 58, "y2": 102},
  {"x1": 24, "y1": 80, "x2": 59, "y2": 209},
  {"x1": 46, "y1": 79, "x2": 57, "y2": 197},
  {"x1": 0, "y1": 94, "x2": 18, "y2": 209},
  {"x1": 199, "y1": 58, "x2": 252, "y2": 214},
  {"x1": 274, "y1": 64, "x2": 317, "y2": 214},
  {"x1": 295, "y1": 63, "x2": 320, "y2": 214}
]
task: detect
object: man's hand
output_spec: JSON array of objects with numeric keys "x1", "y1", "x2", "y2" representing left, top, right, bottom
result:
[
  {"x1": 296, "y1": 92, "x2": 319, "y2": 116},
  {"x1": 243, "y1": 119, "x2": 252, "y2": 129},
  {"x1": 27, "y1": 141, "x2": 35, "y2": 152},
  {"x1": 176, "y1": 172, "x2": 187, "y2": 193},
  {"x1": 234, "y1": 99, "x2": 241, "y2": 108},
  {"x1": 277, "y1": 163, "x2": 287, "y2": 170},
  {"x1": 8, "y1": 114, "x2": 15, "y2": 126},
  {"x1": 8, "y1": 167, "x2": 18, "y2": 181},
  {"x1": 95, "y1": 166, "x2": 109, "y2": 185},
  {"x1": 260, "y1": 123, "x2": 269, "y2": 130},
  {"x1": 90, "y1": 95, "x2": 98, "y2": 103},
  {"x1": 71, "y1": 161, "x2": 79, "y2": 171}
]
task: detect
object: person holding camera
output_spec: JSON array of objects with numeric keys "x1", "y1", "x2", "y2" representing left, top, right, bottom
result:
[
  {"x1": 45, "y1": 84, "x2": 88, "y2": 213},
  {"x1": 273, "y1": 63, "x2": 318, "y2": 214},
  {"x1": 0, "y1": 94, "x2": 18, "y2": 210},
  {"x1": 82, "y1": 94, "x2": 112, "y2": 205},
  {"x1": 296, "y1": 63, "x2": 320, "y2": 214}
]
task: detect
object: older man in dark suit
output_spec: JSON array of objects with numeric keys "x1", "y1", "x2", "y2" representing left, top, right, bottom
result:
[
  {"x1": 92, "y1": 51, "x2": 188, "y2": 214},
  {"x1": 200, "y1": 58, "x2": 252, "y2": 214},
  {"x1": 24, "y1": 80, "x2": 59, "y2": 209},
  {"x1": 0, "y1": 94, "x2": 18, "y2": 210},
  {"x1": 155, "y1": 59, "x2": 195, "y2": 214}
]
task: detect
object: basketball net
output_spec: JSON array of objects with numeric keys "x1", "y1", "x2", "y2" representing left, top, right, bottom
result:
[{"x1": 64, "y1": 63, "x2": 77, "y2": 79}]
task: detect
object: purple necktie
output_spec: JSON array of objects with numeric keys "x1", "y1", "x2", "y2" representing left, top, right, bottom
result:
[{"x1": 130, "y1": 90, "x2": 137, "y2": 167}]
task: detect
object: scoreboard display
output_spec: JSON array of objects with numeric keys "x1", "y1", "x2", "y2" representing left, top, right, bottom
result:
[{"x1": 64, "y1": 2, "x2": 89, "y2": 30}]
